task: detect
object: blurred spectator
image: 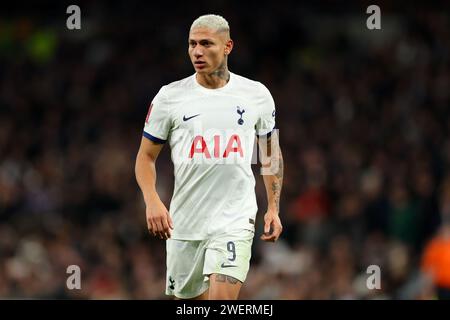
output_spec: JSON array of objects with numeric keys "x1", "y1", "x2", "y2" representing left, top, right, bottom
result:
[
  {"x1": 1, "y1": 1, "x2": 450, "y2": 299},
  {"x1": 421, "y1": 176, "x2": 450, "y2": 299}
]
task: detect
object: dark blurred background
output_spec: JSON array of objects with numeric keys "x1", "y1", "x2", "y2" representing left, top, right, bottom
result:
[{"x1": 1, "y1": 0, "x2": 450, "y2": 299}]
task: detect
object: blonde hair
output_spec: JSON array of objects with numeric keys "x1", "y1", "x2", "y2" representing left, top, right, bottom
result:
[{"x1": 190, "y1": 14, "x2": 230, "y2": 33}]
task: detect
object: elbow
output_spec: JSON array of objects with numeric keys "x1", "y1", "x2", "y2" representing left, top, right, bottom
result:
[
  {"x1": 135, "y1": 150, "x2": 149, "y2": 177},
  {"x1": 135, "y1": 150, "x2": 155, "y2": 174},
  {"x1": 134, "y1": 152, "x2": 142, "y2": 181}
]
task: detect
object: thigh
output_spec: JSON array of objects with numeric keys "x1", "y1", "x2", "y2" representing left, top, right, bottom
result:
[
  {"x1": 204, "y1": 230, "x2": 254, "y2": 299},
  {"x1": 166, "y1": 239, "x2": 209, "y2": 299},
  {"x1": 208, "y1": 274, "x2": 242, "y2": 300}
]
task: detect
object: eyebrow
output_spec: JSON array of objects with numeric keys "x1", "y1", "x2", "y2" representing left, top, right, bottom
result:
[{"x1": 189, "y1": 38, "x2": 215, "y2": 43}]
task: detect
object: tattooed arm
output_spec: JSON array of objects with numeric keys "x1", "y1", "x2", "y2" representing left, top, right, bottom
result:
[{"x1": 258, "y1": 130, "x2": 284, "y2": 242}]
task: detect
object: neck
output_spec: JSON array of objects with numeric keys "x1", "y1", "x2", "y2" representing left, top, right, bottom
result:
[{"x1": 196, "y1": 63, "x2": 230, "y2": 89}]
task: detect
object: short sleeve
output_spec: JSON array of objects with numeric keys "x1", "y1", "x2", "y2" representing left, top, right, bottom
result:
[
  {"x1": 143, "y1": 87, "x2": 171, "y2": 144},
  {"x1": 255, "y1": 83, "x2": 276, "y2": 137}
]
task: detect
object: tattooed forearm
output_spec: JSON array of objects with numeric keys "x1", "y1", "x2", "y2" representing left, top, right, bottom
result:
[
  {"x1": 264, "y1": 148, "x2": 283, "y2": 212},
  {"x1": 272, "y1": 149, "x2": 284, "y2": 210},
  {"x1": 272, "y1": 181, "x2": 281, "y2": 211},
  {"x1": 275, "y1": 149, "x2": 284, "y2": 180},
  {"x1": 215, "y1": 274, "x2": 239, "y2": 284},
  {"x1": 260, "y1": 134, "x2": 284, "y2": 213}
]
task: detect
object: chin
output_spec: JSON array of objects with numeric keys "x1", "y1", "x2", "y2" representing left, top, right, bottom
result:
[{"x1": 195, "y1": 67, "x2": 209, "y2": 73}]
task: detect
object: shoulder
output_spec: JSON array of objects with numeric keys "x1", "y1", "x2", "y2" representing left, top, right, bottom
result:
[
  {"x1": 231, "y1": 72, "x2": 272, "y2": 98},
  {"x1": 231, "y1": 72, "x2": 262, "y2": 90},
  {"x1": 160, "y1": 74, "x2": 196, "y2": 99}
]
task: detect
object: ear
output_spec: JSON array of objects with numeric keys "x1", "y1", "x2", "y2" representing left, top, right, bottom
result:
[{"x1": 224, "y1": 39, "x2": 234, "y2": 55}]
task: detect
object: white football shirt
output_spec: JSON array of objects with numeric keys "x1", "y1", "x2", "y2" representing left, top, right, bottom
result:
[{"x1": 143, "y1": 72, "x2": 275, "y2": 240}]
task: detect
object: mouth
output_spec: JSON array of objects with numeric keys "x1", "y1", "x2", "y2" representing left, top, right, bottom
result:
[{"x1": 194, "y1": 61, "x2": 206, "y2": 67}]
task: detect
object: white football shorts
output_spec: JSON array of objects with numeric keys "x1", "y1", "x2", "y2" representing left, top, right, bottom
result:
[{"x1": 165, "y1": 229, "x2": 254, "y2": 299}]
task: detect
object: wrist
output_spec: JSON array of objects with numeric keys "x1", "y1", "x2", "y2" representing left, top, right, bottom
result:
[
  {"x1": 144, "y1": 191, "x2": 160, "y2": 206},
  {"x1": 266, "y1": 207, "x2": 279, "y2": 215}
]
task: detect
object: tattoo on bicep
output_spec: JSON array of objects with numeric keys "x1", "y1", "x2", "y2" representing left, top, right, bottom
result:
[{"x1": 215, "y1": 274, "x2": 239, "y2": 284}]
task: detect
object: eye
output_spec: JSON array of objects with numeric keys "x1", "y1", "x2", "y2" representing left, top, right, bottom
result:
[{"x1": 200, "y1": 41, "x2": 212, "y2": 47}]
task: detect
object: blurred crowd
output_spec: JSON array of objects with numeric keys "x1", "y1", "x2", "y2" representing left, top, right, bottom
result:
[{"x1": 1, "y1": 1, "x2": 450, "y2": 299}]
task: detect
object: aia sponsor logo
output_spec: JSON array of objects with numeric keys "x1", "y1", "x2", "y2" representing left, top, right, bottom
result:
[{"x1": 189, "y1": 134, "x2": 243, "y2": 158}]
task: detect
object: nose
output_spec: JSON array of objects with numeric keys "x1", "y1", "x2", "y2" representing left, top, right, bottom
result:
[{"x1": 193, "y1": 47, "x2": 203, "y2": 58}]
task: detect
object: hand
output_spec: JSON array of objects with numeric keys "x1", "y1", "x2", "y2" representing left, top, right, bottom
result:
[
  {"x1": 260, "y1": 210, "x2": 283, "y2": 242},
  {"x1": 146, "y1": 198, "x2": 173, "y2": 240}
]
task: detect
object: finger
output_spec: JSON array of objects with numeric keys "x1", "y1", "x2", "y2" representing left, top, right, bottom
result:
[
  {"x1": 272, "y1": 229, "x2": 281, "y2": 241},
  {"x1": 157, "y1": 231, "x2": 168, "y2": 240},
  {"x1": 161, "y1": 216, "x2": 171, "y2": 239},
  {"x1": 260, "y1": 235, "x2": 276, "y2": 242},
  {"x1": 149, "y1": 217, "x2": 160, "y2": 238},
  {"x1": 260, "y1": 232, "x2": 276, "y2": 242},
  {"x1": 148, "y1": 219, "x2": 156, "y2": 237},
  {"x1": 154, "y1": 219, "x2": 165, "y2": 239},
  {"x1": 264, "y1": 217, "x2": 272, "y2": 234},
  {"x1": 152, "y1": 223, "x2": 158, "y2": 237},
  {"x1": 157, "y1": 218, "x2": 169, "y2": 240},
  {"x1": 161, "y1": 229, "x2": 170, "y2": 240},
  {"x1": 273, "y1": 224, "x2": 283, "y2": 241},
  {"x1": 148, "y1": 227, "x2": 156, "y2": 237},
  {"x1": 167, "y1": 212, "x2": 174, "y2": 230},
  {"x1": 262, "y1": 225, "x2": 280, "y2": 241}
]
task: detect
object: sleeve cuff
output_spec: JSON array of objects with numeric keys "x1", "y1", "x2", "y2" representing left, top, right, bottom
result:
[
  {"x1": 256, "y1": 127, "x2": 275, "y2": 139},
  {"x1": 143, "y1": 131, "x2": 166, "y2": 144}
]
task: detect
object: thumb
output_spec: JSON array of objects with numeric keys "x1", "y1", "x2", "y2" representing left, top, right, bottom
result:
[{"x1": 264, "y1": 218, "x2": 271, "y2": 234}]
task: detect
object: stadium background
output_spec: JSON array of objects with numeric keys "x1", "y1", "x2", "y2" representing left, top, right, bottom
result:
[{"x1": 1, "y1": 0, "x2": 450, "y2": 299}]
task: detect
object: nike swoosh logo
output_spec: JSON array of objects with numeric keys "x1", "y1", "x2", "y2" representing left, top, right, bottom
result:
[
  {"x1": 221, "y1": 262, "x2": 237, "y2": 268},
  {"x1": 183, "y1": 114, "x2": 200, "y2": 121}
]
